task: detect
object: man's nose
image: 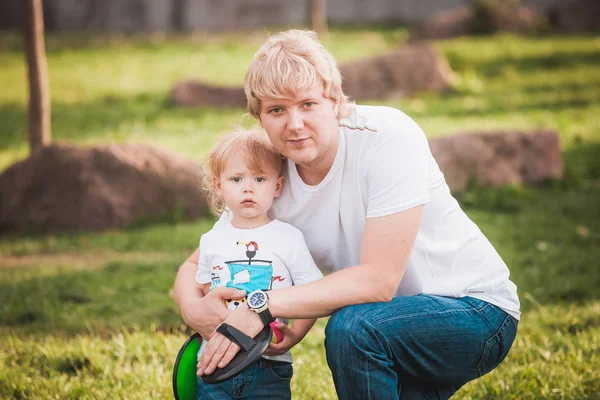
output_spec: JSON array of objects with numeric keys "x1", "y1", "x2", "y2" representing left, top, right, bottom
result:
[{"x1": 287, "y1": 110, "x2": 304, "y2": 131}]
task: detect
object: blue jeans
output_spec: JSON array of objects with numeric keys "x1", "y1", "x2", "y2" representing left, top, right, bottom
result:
[
  {"x1": 325, "y1": 294, "x2": 518, "y2": 400},
  {"x1": 196, "y1": 358, "x2": 293, "y2": 399}
]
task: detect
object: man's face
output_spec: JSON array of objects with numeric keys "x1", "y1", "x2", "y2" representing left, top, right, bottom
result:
[{"x1": 258, "y1": 84, "x2": 339, "y2": 171}]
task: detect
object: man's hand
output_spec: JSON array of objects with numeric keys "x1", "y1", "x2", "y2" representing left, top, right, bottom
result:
[
  {"x1": 183, "y1": 287, "x2": 246, "y2": 340},
  {"x1": 197, "y1": 304, "x2": 263, "y2": 377}
]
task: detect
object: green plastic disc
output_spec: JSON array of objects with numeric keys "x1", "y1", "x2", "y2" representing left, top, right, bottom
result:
[{"x1": 173, "y1": 333, "x2": 201, "y2": 400}]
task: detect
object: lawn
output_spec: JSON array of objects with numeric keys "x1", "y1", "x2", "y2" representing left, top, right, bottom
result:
[{"x1": 1, "y1": 27, "x2": 599, "y2": 399}]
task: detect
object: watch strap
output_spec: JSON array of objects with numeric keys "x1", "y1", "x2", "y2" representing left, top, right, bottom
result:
[{"x1": 257, "y1": 308, "x2": 275, "y2": 327}]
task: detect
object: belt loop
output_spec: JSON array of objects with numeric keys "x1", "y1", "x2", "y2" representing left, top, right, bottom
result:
[{"x1": 259, "y1": 357, "x2": 267, "y2": 368}]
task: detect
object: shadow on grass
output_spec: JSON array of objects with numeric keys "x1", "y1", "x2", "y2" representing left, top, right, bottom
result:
[
  {"x1": 520, "y1": 81, "x2": 600, "y2": 95},
  {"x1": 0, "y1": 261, "x2": 187, "y2": 335},
  {"x1": 444, "y1": 97, "x2": 597, "y2": 119},
  {"x1": 469, "y1": 50, "x2": 600, "y2": 77}
]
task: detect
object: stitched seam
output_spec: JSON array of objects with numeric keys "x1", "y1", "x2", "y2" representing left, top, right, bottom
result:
[
  {"x1": 477, "y1": 315, "x2": 512, "y2": 375},
  {"x1": 366, "y1": 307, "x2": 481, "y2": 333},
  {"x1": 361, "y1": 318, "x2": 377, "y2": 399}
]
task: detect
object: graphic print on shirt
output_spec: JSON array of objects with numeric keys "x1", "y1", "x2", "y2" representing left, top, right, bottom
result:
[
  {"x1": 225, "y1": 297, "x2": 247, "y2": 311},
  {"x1": 210, "y1": 264, "x2": 224, "y2": 288},
  {"x1": 210, "y1": 240, "x2": 284, "y2": 310}
]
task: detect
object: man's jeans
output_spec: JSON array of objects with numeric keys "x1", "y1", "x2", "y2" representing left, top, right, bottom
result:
[
  {"x1": 196, "y1": 358, "x2": 292, "y2": 399},
  {"x1": 325, "y1": 294, "x2": 518, "y2": 400}
]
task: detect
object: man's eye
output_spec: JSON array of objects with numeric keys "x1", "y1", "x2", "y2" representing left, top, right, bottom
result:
[
  {"x1": 255, "y1": 177, "x2": 266, "y2": 183},
  {"x1": 231, "y1": 177, "x2": 242, "y2": 182}
]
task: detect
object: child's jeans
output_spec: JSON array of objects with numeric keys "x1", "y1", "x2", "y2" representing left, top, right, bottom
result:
[{"x1": 196, "y1": 357, "x2": 292, "y2": 399}]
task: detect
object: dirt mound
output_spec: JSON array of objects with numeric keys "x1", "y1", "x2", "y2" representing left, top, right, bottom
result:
[
  {"x1": 429, "y1": 129, "x2": 563, "y2": 192},
  {"x1": 411, "y1": 2, "x2": 542, "y2": 40},
  {"x1": 0, "y1": 143, "x2": 207, "y2": 233},
  {"x1": 548, "y1": 0, "x2": 600, "y2": 33},
  {"x1": 171, "y1": 80, "x2": 247, "y2": 108},
  {"x1": 170, "y1": 43, "x2": 453, "y2": 107},
  {"x1": 339, "y1": 43, "x2": 453, "y2": 100},
  {"x1": 410, "y1": 6, "x2": 473, "y2": 40}
]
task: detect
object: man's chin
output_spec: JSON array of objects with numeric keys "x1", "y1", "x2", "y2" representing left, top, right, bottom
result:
[{"x1": 286, "y1": 151, "x2": 316, "y2": 167}]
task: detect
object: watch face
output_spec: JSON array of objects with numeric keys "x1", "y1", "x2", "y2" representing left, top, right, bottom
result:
[{"x1": 249, "y1": 291, "x2": 266, "y2": 308}]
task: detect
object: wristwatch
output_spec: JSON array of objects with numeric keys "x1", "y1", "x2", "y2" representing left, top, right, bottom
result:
[{"x1": 246, "y1": 289, "x2": 275, "y2": 327}]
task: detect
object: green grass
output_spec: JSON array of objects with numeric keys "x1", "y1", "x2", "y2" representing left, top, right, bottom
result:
[{"x1": 1, "y1": 27, "x2": 599, "y2": 399}]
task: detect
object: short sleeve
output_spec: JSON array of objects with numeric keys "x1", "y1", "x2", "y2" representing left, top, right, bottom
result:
[
  {"x1": 288, "y1": 232, "x2": 323, "y2": 286},
  {"x1": 365, "y1": 112, "x2": 430, "y2": 219},
  {"x1": 195, "y1": 235, "x2": 212, "y2": 284}
]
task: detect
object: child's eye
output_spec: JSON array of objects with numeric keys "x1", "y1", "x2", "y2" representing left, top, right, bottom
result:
[
  {"x1": 231, "y1": 177, "x2": 242, "y2": 182},
  {"x1": 304, "y1": 102, "x2": 314, "y2": 108},
  {"x1": 255, "y1": 177, "x2": 266, "y2": 183},
  {"x1": 269, "y1": 107, "x2": 282, "y2": 114}
]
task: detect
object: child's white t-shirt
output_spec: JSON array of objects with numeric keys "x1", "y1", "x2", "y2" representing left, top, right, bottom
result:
[{"x1": 196, "y1": 218, "x2": 323, "y2": 363}]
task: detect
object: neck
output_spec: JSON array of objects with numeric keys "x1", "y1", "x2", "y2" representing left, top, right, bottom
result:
[
  {"x1": 297, "y1": 130, "x2": 339, "y2": 186},
  {"x1": 231, "y1": 214, "x2": 271, "y2": 229}
]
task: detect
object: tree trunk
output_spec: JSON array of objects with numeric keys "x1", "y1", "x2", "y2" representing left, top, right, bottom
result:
[
  {"x1": 24, "y1": 0, "x2": 51, "y2": 154},
  {"x1": 311, "y1": 0, "x2": 328, "y2": 35}
]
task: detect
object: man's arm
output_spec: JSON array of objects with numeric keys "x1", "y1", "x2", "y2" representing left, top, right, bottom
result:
[
  {"x1": 174, "y1": 248, "x2": 204, "y2": 322},
  {"x1": 268, "y1": 204, "x2": 423, "y2": 318},
  {"x1": 173, "y1": 247, "x2": 246, "y2": 339}
]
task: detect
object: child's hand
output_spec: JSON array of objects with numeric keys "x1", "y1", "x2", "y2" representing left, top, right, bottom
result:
[{"x1": 263, "y1": 322, "x2": 302, "y2": 356}]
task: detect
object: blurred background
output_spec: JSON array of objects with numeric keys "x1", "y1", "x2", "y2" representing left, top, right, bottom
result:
[
  {"x1": 0, "y1": 0, "x2": 561, "y2": 32},
  {"x1": 1, "y1": 0, "x2": 599, "y2": 399}
]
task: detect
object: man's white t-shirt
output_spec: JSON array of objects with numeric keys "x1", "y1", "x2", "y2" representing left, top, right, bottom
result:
[
  {"x1": 196, "y1": 219, "x2": 323, "y2": 363},
  {"x1": 268, "y1": 105, "x2": 521, "y2": 320}
]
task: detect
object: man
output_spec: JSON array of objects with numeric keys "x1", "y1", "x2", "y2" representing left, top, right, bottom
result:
[{"x1": 174, "y1": 30, "x2": 520, "y2": 399}]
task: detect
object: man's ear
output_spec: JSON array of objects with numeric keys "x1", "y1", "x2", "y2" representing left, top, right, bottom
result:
[
  {"x1": 213, "y1": 176, "x2": 222, "y2": 195},
  {"x1": 274, "y1": 176, "x2": 285, "y2": 197}
]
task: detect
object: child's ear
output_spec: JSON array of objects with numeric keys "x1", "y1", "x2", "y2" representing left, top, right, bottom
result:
[
  {"x1": 213, "y1": 176, "x2": 222, "y2": 195},
  {"x1": 274, "y1": 176, "x2": 285, "y2": 197}
]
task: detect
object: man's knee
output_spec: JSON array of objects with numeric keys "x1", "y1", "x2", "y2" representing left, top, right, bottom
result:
[{"x1": 325, "y1": 305, "x2": 373, "y2": 352}]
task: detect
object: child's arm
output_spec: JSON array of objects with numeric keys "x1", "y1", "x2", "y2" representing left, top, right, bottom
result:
[{"x1": 264, "y1": 318, "x2": 317, "y2": 357}]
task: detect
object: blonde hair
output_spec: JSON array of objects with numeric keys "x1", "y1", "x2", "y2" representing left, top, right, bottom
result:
[
  {"x1": 202, "y1": 129, "x2": 284, "y2": 215},
  {"x1": 244, "y1": 29, "x2": 353, "y2": 120}
]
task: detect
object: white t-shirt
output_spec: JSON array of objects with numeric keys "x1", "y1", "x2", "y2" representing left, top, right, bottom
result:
[
  {"x1": 196, "y1": 219, "x2": 323, "y2": 363},
  {"x1": 269, "y1": 105, "x2": 521, "y2": 320}
]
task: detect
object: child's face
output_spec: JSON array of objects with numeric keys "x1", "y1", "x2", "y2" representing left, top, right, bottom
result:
[{"x1": 214, "y1": 155, "x2": 284, "y2": 228}]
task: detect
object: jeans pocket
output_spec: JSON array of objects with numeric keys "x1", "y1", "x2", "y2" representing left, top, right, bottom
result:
[
  {"x1": 462, "y1": 296, "x2": 492, "y2": 312},
  {"x1": 477, "y1": 315, "x2": 517, "y2": 377},
  {"x1": 267, "y1": 361, "x2": 293, "y2": 381}
]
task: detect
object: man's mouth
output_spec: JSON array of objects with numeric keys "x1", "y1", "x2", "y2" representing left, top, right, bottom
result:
[{"x1": 289, "y1": 137, "x2": 309, "y2": 145}]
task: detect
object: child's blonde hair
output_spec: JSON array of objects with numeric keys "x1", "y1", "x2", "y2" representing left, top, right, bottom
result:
[
  {"x1": 202, "y1": 129, "x2": 284, "y2": 215},
  {"x1": 244, "y1": 29, "x2": 353, "y2": 120}
]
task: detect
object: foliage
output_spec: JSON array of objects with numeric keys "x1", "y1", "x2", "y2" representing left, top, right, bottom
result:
[{"x1": 1, "y1": 27, "x2": 599, "y2": 398}]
